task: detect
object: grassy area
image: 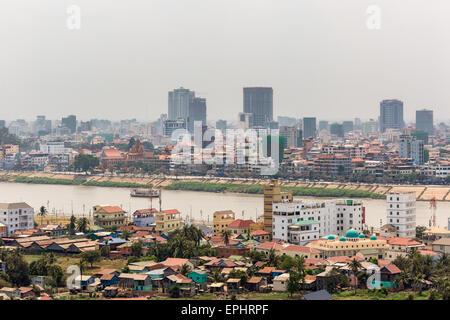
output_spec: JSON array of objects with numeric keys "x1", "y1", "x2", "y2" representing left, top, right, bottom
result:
[
  {"x1": 333, "y1": 289, "x2": 439, "y2": 300},
  {"x1": 24, "y1": 254, "x2": 127, "y2": 275},
  {"x1": 164, "y1": 181, "x2": 385, "y2": 199},
  {"x1": 8, "y1": 175, "x2": 152, "y2": 189}
]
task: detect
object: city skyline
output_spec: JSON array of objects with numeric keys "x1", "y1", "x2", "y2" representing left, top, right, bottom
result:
[{"x1": 0, "y1": 1, "x2": 449, "y2": 122}]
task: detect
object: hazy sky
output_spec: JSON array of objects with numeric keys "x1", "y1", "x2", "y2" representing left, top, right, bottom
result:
[{"x1": 0, "y1": 0, "x2": 449, "y2": 123}]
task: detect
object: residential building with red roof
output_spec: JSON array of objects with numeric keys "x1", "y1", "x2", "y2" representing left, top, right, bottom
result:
[
  {"x1": 227, "y1": 219, "x2": 255, "y2": 235},
  {"x1": 385, "y1": 237, "x2": 425, "y2": 259},
  {"x1": 93, "y1": 205, "x2": 126, "y2": 228},
  {"x1": 155, "y1": 209, "x2": 182, "y2": 235}
]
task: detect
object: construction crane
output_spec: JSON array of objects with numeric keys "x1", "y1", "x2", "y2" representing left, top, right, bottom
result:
[{"x1": 429, "y1": 197, "x2": 437, "y2": 228}]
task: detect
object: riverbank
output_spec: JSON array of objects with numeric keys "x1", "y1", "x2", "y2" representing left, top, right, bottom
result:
[{"x1": 1, "y1": 170, "x2": 449, "y2": 201}]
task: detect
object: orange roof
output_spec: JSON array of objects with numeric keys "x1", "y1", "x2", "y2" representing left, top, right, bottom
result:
[
  {"x1": 102, "y1": 149, "x2": 123, "y2": 158},
  {"x1": 228, "y1": 219, "x2": 255, "y2": 229},
  {"x1": 256, "y1": 241, "x2": 285, "y2": 251},
  {"x1": 98, "y1": 206, "x2": 126, "y2": 214},
  {"x1": 251, "y1": 230, "x2": 270, "y2": 236},
  {"x1": 387, "y1": 237, "x2": 422, "y2": 246},
  {"x1": 162, "y1": 258, "x2": 189, "y2": 267},
  {"x1": 283, "y1": 245, "x2": 319, "y2": 254},
  {"x1": 162, "y1": 209, "x2": 180, "y2": 215}
]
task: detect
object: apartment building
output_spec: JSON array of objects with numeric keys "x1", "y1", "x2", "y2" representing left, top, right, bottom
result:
[
  {"x1": 0, "y1": 203, "x2": 35, "y2": 236},
  {"x1": 93, "y1": 205, "x2": 126, "y2": 229},
  {"x1": 155, "y1": 209, "x2": 182, "y2": 234},
  {"x1": 272, "y1": 199, "x2": 364, "y2": 244},
  {"x1": 386, "y1": 192, "x2": 416, "y2": 238},
  {"x1": 213, "y1": 210, "x2": 235, "y2": 235}
]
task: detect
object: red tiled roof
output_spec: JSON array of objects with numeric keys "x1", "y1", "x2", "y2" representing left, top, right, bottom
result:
[
  {"x1": 283, "y1": 245, "x2": 320, "y2": 254},
  {"x1": 251, "y1": 230, "x2": 270, "y2": 236},
  {"x1": 384, "y1": 264, "x2": 401, "y2": 274},
  {"x1": 99, "y1": 206, "x2": 126, "y2": 214},
  {"x1": 256, "y1": 241, "x2": 285, "y2": 251},
  {"x1": 162, "y1": 209, "x2": 180, "y2": 215},
  {"x1": 162, "y1": 258, "x2": 189, "y2": 267},
  {"x1": 387, "y1": 237, "x2": 422, "y2": 246},
  {"x1": 228, "y1": 219, "x2": 255, "y2": 229}
]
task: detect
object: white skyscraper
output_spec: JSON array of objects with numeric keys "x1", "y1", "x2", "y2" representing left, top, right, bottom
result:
[{"x1": 386, "y1": 192, "x2": 416, "y2": 238}]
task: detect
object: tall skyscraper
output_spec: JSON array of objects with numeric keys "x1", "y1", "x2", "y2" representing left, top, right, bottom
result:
[
  {"x1": 168, "y1": 87, "x2": 195, "y2": 121},
  {"x1": 187, "y1": 97, "x2": 207, "y2": 133},
  {"x1": 380, "y1": 99, "x2": 404, "y2": 132},
  {"x1": 243, "y1": 87, "x2": 273, "y2": 128},
  {"x1": 330, "y1": 123, "x2": 344, "y2": 137},
  {"x1": 342, "y1": 121, "x2": 354, "y2": 135},
  {"x1": 61, "y1": 115, "x2": 76, "y2": 134},
  {"x1": 415, "y1": 109, "x2": 434, "y2": 135},
  {"x1": 319, "y1": 120, "x2": 329, "y2": 132},
  {"x1": 399, "y1": 134, "x2": 425, "y2": 165},
  {"x1": 279, "y1": 126, "x2": 299, "y2": 148},
  {"x1": 303, "y1": 117, "x2": 317, "y2": 139}
]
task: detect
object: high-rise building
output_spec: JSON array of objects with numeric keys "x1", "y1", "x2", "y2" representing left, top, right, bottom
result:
[
  {"x1": 237, "y1": 112, "x2": 253, "y2": 131},
  {"x1": 0, "y1": 120, "x2": 5, "y2": 128},
  {"x1": 215, "y1": 120, "x2": 227, "y2": 133},
  {"x1": 380, "y1": 99, "x2": 404, "y2": 132},
  {"x1": 362, "y1": 119, "x2": 378, "y2": 135},
  {"x1": 163, "y1": 119, "x2": 186, "y2": 137},
  {"x1": 354, "y1": 118, "x2": 362, "y2": 130},
  {"x1": 399, "y1": 134, "x2": 425, "y2": 165},
  {"x1": 168, "y1": 87, "x2": 195, "y2": 121},
  {"x1": 243, "y1": 87, "x2": 273, "y2": 128},
  {"x1": 303, "y1": 117, "x2": 316, "y2": 139},
  {"x1": 263, "y1": 180, "x2": 292, "y2": 235},
  {"x1": 386, "y1": 192, "x2": 416, "y2": 238},
  {"x1": 415, "y1": 109, "x2": 434, "y2": 135},
  {"x1": 278, "y1": 116, "x2": 297, "y2": 127},
  {"x1": 187, "y1": 97, "x2": 206, "y2": 133},
  {"x1": 279, "y1": 126, "x2": 299, "y2": 148},
  {"x1": 319, "y1": 120, "x2": 329, "y2": 132},
  {"x1": 61, "y1": 115, "x2": 76, "y2": 134},
  {"x1": 330, "y1": 123, "x2": 344, "y2": 137},
  {"x1": 343, "y1": 121, "x2": 354, "y2": 135}
]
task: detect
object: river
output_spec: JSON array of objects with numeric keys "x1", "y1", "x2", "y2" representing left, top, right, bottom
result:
[{"x1": 0, "y1": 182, "x2": 448, "y2": 229}]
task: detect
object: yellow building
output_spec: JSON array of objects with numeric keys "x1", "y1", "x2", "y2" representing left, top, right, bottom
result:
[
  {"x1": 155, "y1": 209, "x2": 182, "y2": 234},
  {"x1": 249, "y1": 221, "x2": 264, "y2": 232},
  {"x1": 263, "y1": 180, "x2": 292, "y2": 234},
  {"x1": 213, "y1": 210, "x2": 235, "y2": 235},
  {"x1": 93, "y1": 205, "x2": 126, "y2": 229},
  {"x1": 306, "y1": 229, "x2": 388, "y2": 260}
]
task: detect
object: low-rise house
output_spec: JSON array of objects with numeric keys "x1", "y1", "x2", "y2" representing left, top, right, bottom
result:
[
  {"x1": 246, "y1": 276, "x2": 267, "y2": 292},
  {"x1": 188, "y1": 269, "x2": 207, "y2": 289},
  {"x1": 93, "y1": 205, "x2": 126, "y2": 229},
  {"x1": 100, "y1": 273, "x2": 120, "y2": 287},
  {"x1": 280, "y1": 245, "x2": 322, "y2": 259},
  {"x1": 0, "y1": 287, "x2": 21, "y2": 299},
  {"x1": 273, "y1": 273, "x2": 289, "y2": 292},
  {"x1": 103, "y1": 286, "x2": 118, "y2": 298},
  {"x1": 31, "y1": 276, "x2": 48, "y2": 288},
  {"x1": 204, "y1": 258, "x2": 237, "y2": 270},
  {"x1": 39, "y1": 224, "x2": 67, "y2": 236},
  {"x1": 374, "y1": 264, "x2": 401, "y2": 289},
  {"x1": 226, "y1": 278, "x2": 242, "y2": 293},
  {"x1": 161, "y1": 258, "x2": 194, "y2": 271},
  {"x1": 227, "y1": 219, "x2": 255, "y2": 235},
  {"x1": 208, "y1": 282, "x2": 225, "y2": 293},
  {"x1": 216, "y1": 246, "x2": 249, "y2": 258},
  {"x1": 166, "y1": 274, "x2": 195, "y2": 296},
  {"x1": 118, "y1": 273, "x2": 152, "y2": 292},
  {"x1": 250, "y1": 230, "x2": 270, "y2": 242},
  {"x1": 133, "y1": 208, "x2": 157, "y2": 228},
  {"x1": 73, "y1": 275, "x2": 95, "y2": 290},
  {"x1": 315, "y1": 266, "x2": 341, "y2": 293},
  {"x1": 385, "y1": 237, "x2": 425, "y2": 259},
  {"x1": 303, "y1": 275, "x2": 317, "y2": 290},
  {"x1": 431, "y1": 238, "x2": 450, "y2": 254}
]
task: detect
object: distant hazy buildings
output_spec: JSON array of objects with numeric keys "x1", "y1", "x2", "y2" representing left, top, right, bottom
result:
[
  {"x1": 243, "y1": 87, "x2": 273, "y2": 128},
  {"x1": 279, "y1": 126, "x2": 300, "y2": 148},
  {"x1": 330, "y1": 123, "x2": 344, "y2": 138},
  {"x1": 380, "y1": 99, "x2": 404, "y2": 133},
  {"x1": 163, "y1": 118, "x2": 186, "y2": 137},
  {"x1": 168, "y1": 87, "x2": 195, "y2": 121},
  {"x1": 278, "y1": 116, "x2": 297, "y2": 127},
  {"x1": 319, "y1": 121, "x2": 329, "y2": 132},
  {"x1": 342, "y1": 121, "x2": 354, "y2": 135},
  {"x1": 61, "y1": 115, "x2": 76, "y2": 134},
  {"x1": 187, "y1": 97, "x2": 206, "y2": 133},
  {"x1": 237, "y1": 112, "x2": 253, "y2": 131},
  {"x1": 399, "y1": 134, "x2": 425, "y2": 165},
  {"x1": 303, "y1": 117, "x2": 317, "y2": 139},
  {"x1": 215, "y1": 120, "x2": 227, "y2": 133},
  {"x1": 415, "y1": 109, "x2": 434, "y2": 135},
  {"x1": 362, "y1": 119, "x2": 378, "y2": 135},
  {"x1": 0, "y1": 120, "x2": 5, "y2": 128}
]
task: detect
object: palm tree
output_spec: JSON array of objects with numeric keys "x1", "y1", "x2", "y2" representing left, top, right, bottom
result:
[
  {"x1": 267, "y1": 249, "x2": 278, "y2": 268},
  {"x1": 38, "y1": 206, "x2": 47, "y2": 226},
  {"x1": 221, "y1": 229, "x2": 232, "y2": 246},
  {"x1": 349, "y1": 258, "x2": 362, "y2": 293},
  {"x1": 76, "y1": 217, "x2": 89, "y2": 234}
]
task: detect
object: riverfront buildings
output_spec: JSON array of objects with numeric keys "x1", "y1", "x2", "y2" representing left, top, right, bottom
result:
[
  {"x1": 386, "y1": 191, "x2": 416, "y2": 238},
  {"x1": 0, "y1": 203, "x2": 34, "y2": 237},
  {"x1": 93, "y1": 205, "x2": 126, "y2": 229},
  {"x1": 263, "y1": 180, "x2": 293, "y2": 234}
]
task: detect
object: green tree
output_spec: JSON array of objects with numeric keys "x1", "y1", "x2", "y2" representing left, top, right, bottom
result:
[
  {"x1": 121, "y1": 230, "x2": 131, "y2": 240},
  {"x1": 73, "y1": 154, "x2": 99, "y2": 173},
  {"x1": 5, "y1": 249, "x2": 30, "y2": 286},
  {"x1": 180, "y1": 263, "x2": 192, "y2": 276},
  {"x1": 80, "y1": 250, "x2": 101, "y2": 268},
  {"x1": 287, "y1": 270, "x2": 300, "y2": 297},
  {"x1": 349, "y1": 258, "x2": 362, "y2": 293},
  {"x1": 76, "y1": 217, "x2": 89, "y2": 233},
  {"x1": 68, "y1": 215, "x2": 76, "y2": 235},
  {"x1": 38, "y1": 206, "x2": 47, "y2": 226},
  {"x1": 221, "y1": 229, "x2": 232, "y2": 246},
  {"x1": 131, "y1": 241, "x2": 144, "y2": 257}
]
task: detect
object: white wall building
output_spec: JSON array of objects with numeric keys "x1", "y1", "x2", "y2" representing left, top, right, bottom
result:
[
  {"x1": 386, "y1": 192, "x2": 416, "y2": 238},
  {"x1": 272, "y1": 199, "x2": 364, "y2": 243},
  {"x1": 40, "y1": 142, "x2": 66, "y2": 154},
  {"x1": 0, "y1": 203, "x2": 35, "y2": 236}
]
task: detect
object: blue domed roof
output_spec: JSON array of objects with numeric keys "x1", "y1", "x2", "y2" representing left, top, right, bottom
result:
[
  {"x1": 345, "y1": 229, "x2": 359, "y2": 238},
  {"x1": 359, "y1": 234, "x2": 366, "y2": 239},
  {"x1": 370, "y1": 235, "x2": 377, "y2": 240},
  {"x1": 339, "y1": 237, "x2": 347, "y2": 242},
  {"x1": 327, "y1": 235, "x2": 336, "y2": 240}
]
